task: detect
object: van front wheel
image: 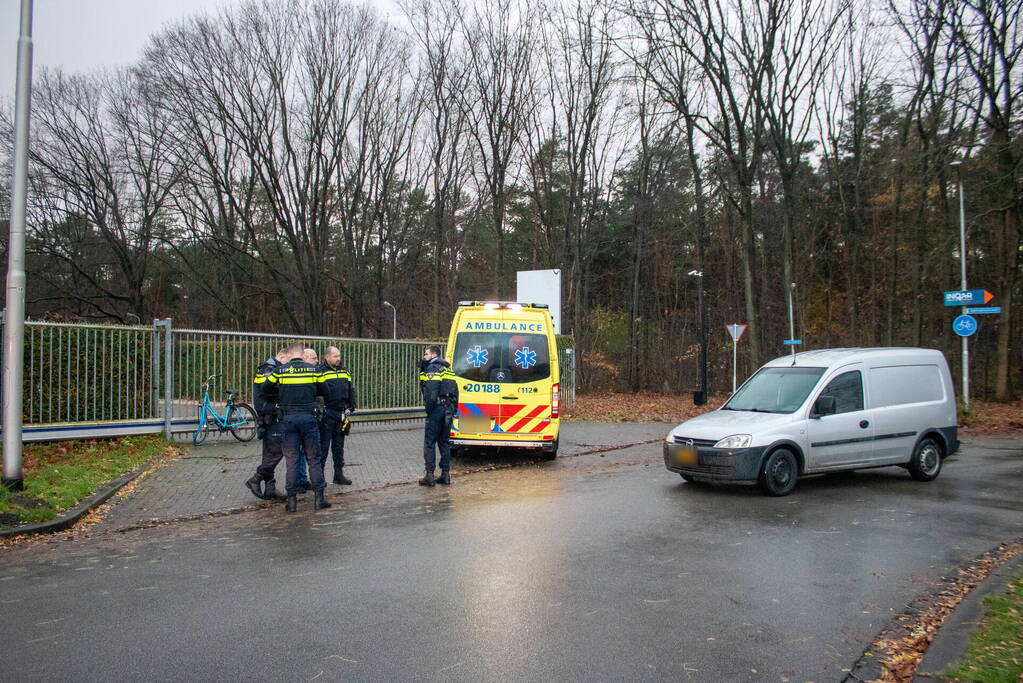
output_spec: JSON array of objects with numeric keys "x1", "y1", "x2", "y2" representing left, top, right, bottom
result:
[
  {"x1": 908, "y1": 438, "x2": 942, "y2": 481},
  {"x1": 758, "y1": 449, "x2": 798, "y2": 496}
]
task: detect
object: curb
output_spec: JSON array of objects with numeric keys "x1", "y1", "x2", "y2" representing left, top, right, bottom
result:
[
  {"x1": 109, "y1": 439, "x2": 662, "y2": 533},
  {"x1": 914, "y1": 552, "x2": 1023, "y2": 681},
  {"x1": 843, "y1": 540, "x2": 1023, "y2": 682},
  {"x1": 0, "y1": 460, "x2": 152, "y2": 539}
]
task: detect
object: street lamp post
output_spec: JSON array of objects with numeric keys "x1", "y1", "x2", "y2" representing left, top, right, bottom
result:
[
  {"x1": 383, "y1": 301, "x2": 397, "y2": 340},
  {"x1": 950, "y1": 160, "x2": 968, "y2": 409},
  {"x1": 688, "y1": 270, "x2": 708, "y2": 404},
  {"x1": 3, "y1": 0, "x2": 34, "y2": 492}
]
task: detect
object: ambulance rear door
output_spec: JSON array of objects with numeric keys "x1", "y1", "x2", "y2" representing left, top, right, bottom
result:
[{"x1": 494, "y1": 330, "x2": 553, "y2": 437}]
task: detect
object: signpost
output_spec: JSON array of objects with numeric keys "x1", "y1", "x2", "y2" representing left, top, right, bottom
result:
[
  {"x1": 943, "y1": 289, "x2": 994, "y2": 306},
  {"x1": 944, "y1": 288, "x2": 997, "y2": 408},
  {"x1": 952, "y1": 315, "x2": 978, "y2": 337},
  {"x1": 725, "y1": 324, "x2": 747, "y2": 394}
]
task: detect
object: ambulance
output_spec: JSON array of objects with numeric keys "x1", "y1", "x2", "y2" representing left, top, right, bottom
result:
[{"x1": 446, "y1": 301, "x2": 560, "y2": 458}]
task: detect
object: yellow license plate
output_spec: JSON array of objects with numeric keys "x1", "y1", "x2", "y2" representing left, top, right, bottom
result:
[
  {"x1": 460, "y1": 417, "x2": 491, "y2": 434},
  {"x1": 671, "y1": 447, "x2": 698, "y2": 467}
]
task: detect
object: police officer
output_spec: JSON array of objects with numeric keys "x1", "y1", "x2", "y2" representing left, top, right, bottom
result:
[
  {"x1": 317, "y1": 346, "x2": 357, "y2": 485},
  {"x1": 244, "y1": 347, "x2": 290, "y2": 501},
  {"x1": 290, "y1": 347, "x2": 320, "y2": 489},
  {"x1": 264, "y1": 342, "x2": 331, "y2": 512},
  {"x1": 418, "y1": 345, "x2": 458, "y2": 486}
]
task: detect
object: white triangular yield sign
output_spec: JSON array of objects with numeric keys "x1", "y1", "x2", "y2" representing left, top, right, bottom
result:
[{"x1": 725, "y1": 323, "x2": 747, "y2": 341}]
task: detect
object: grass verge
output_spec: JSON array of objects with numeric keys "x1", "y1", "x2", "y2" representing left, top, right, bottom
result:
[
  {"x1": 0, "y1": 435, "x2": 168, "y2": 528},
  {"x1": 944, "y1": 568, "x2": 1023, "y2": 682}
]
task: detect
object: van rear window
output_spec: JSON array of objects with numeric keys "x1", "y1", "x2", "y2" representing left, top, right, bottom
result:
[{"x1": 452, "y1": 333, "x2": 551, "y2": 384}]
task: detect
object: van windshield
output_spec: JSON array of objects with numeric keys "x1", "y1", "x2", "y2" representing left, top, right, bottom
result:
[
  {"x1": 723, "y1": 366, "x2": 825, "y2": 413},
  {"x1": 452, "y1": 332, "x2": 551, "y2": 384}
]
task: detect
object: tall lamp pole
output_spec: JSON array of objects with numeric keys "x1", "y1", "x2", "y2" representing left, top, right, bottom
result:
[
  {"x1": 383, "y1": 301, "x2": 397, "y2": 340},
  {"x1": 3, "y1": 0, "x2": 34, "y2": 491},
  {"x1": 688, "y1": 270, "x2": 707, "y2": 404},
  {"x1": 950, "y1": 160, "x2": 968, "y2": 409}
]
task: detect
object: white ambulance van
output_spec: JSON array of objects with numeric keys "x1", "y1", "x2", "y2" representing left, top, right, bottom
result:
[{"x1": 663, "y1": 348, "x2": 959, "y2": 496}]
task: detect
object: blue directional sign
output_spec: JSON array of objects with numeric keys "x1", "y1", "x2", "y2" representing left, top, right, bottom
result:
[
  {"x1": 966, "y1": 306, "x2": 1001, "y2": 315},
  {"x1": 783, "y1": 340, "x2": 802, "y2": 345},
  {"x1": 944, "y1": 289, "x2": 993, "y2": 306},
  {"x1": 953, "y1": 315, "x2": 978, "y2": 337}
]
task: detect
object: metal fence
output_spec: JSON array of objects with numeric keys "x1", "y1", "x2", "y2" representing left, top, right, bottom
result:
[{"x1": 0, "y1": 318, "x2": 576, "y2": 442}]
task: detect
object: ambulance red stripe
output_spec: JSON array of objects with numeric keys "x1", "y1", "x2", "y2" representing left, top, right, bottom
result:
[{"x1": 508, "y1": 404, "x2": 548, "y2": 432}]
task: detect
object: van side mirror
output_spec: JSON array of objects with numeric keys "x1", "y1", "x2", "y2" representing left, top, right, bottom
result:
[{"x1": 812, "y1": 395, "x2": 836, "y2": 418}]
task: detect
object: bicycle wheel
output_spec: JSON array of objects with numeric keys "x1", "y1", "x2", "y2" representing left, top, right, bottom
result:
[
  {"x1": 228, "y1": 403, "x2": 258, "y2": 442},
  {"x1": 193, "y1": 405, "x2": 212, "y2": 446}
]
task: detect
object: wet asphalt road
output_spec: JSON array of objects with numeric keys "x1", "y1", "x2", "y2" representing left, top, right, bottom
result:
[{"x1": 1, "y1": 434, "x2": 1021, "y2": 682}]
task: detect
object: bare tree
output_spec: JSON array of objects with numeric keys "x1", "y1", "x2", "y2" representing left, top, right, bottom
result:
[
  {"x1": 758, "y1": 0, "x2": 846, "y2": 346},
  {"x1": 403, "y1": 0, "x2": 475, "y2": 335},
  {"x1": 545, "y1": 0, "x2": 624, "y2": 341},
  {"x1": 459, "y1": 0, "x2": 539, "y2": 297},
  {"x1": 945, "y1": 0, "x2": 1023, "y2": 400},
  {"x1": 624, "y1": 0, "x2": 776, "y2": 365},
  {"x1": 23, "y1": 69, "x2": 176, "y2": 321}
]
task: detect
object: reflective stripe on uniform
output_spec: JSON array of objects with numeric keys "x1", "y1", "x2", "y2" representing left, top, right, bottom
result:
[
  {"x1": 273, "y1": 375, "x2": 321, "y2": 385},
  {"x1": 419, "y1": 370, "x2": 455, "y2": 381},
  {"x1": 318, "y1": 371, "x2": 352, "y2": 381}
]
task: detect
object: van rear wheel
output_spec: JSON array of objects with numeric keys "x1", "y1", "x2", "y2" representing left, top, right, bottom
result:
[
  {"x1": 758, "y1": 449, "x2": 798, "y2": 496},
  {"x1": 908, "y1": 438, "x2": 942, "y2": 481},
  {"x1": 541, "y1": 439, "x2": 559, "y2": 460}
]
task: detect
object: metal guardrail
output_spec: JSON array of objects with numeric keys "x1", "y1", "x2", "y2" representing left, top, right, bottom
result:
[{"x1": 0, "y1": 318, "x2": 576, "y2": 442}]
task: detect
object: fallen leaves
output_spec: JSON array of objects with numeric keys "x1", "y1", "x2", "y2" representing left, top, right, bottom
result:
[
  {"x1": 861, "y1": 540, "x2": 1023, "y2": 682},
  {"x1": 563, "y1": 392, "x2": 725, "y2": 423}
]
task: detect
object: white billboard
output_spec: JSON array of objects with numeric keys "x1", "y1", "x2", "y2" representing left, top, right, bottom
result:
[{"x1": 516, "y1": 269, "x2": 561, "y2": 334}]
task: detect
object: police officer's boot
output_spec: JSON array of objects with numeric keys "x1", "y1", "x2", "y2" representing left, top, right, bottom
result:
[
  {"x1": 436, "y1": 470, "x2": 451, "y2": 485},
  {"x1": 263, "y1": 479, "x2": 287, "y2": 502},
  {"x1": 419, "y1": 471, "x2": 435, "y2": 487},
  {"x1": 245, "y1": 474, "x2": 266, "y2": 500},
  {"x1": 333, "y1": 468, "x2": 353, "y2": 485},
  {"x1": 314, "y1": 490, "x2": 332, "y2": 510},
  {"x1": 285, "y1": 495, "x2": 298, "y2": 513}
]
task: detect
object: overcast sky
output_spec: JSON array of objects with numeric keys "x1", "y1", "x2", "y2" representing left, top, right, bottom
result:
[{"x1": 1, "y1": 0, "x2": 401, "y2": 102}]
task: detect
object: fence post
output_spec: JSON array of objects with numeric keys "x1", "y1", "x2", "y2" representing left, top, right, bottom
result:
[{"x1": 153, "y1": 318, "x2": 172, "y2": 439}]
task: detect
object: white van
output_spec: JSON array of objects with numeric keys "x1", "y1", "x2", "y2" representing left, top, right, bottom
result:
[{"x1": 663, "y1": 348, "x2": 959, "y2": 496}]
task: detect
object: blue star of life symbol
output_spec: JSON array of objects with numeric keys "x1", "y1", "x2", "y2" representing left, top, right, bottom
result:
[
  {"x1": 466, "y1": 345, "x2": 489, "y2": 368},
  {"x1": 514, "y1": 346, "x2": 537, "y2": 369}
]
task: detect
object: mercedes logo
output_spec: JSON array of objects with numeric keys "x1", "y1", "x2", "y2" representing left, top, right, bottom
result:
[{"x1": 686, "y1": 439, "x2": 694, "y2": 447}]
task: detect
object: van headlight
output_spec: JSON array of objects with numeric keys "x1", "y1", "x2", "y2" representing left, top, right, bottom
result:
[{"x1": 714, "y1": 434, "x2": 752, "y2": 449}]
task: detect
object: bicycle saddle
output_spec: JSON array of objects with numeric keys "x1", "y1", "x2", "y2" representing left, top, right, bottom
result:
[{"x1": 225, "y1": 389, "x2": 239, "y2": 395}]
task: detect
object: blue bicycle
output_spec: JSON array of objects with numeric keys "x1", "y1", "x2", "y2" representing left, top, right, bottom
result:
[{"x1": 193, "y1": 374, "x2": 258, "y2": 445}]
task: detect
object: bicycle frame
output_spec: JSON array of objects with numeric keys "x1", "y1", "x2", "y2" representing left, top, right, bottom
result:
[{"x1": 197, "y1": 382, "x2": 248, "y2": 431}]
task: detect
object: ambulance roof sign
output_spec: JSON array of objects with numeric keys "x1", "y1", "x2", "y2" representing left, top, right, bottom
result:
[{"x1": 725, "y1": 324, "x2": 748, "y2": 342}]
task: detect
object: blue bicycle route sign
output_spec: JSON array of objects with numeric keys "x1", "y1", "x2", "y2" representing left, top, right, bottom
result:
[
  {"x1": 944, "y1": 289, "x2": 993, "y2": 306},
  {"x1": 953, "y1": 315, "x2": 978, "y2": 337}
]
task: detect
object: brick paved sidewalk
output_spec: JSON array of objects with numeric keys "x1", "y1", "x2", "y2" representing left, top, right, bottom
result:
[{"x1": 98, "y1": 421, "x2": 668, "y2": 530}]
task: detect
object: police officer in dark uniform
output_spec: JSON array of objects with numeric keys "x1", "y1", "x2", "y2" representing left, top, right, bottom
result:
[
  {"x1": 317, "y1": 346, "x2": 357, "y2": 485},
  {"x1": 418, "y1": 345, "x2": 459, "y2": 486},
  {"x1": 244, "y1": 347, "x2": 290, "y2": 501},
  {"x1": 264, "y1": 342, "x2": 331, "y2": 512}
]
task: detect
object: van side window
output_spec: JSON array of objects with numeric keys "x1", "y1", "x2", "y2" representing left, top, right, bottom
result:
[
  {"x1": 868, "y1": 365, "x2": 943, "y2": 406},
  {"x1": 820, "y1": 371, "x2": 864, "y2": 414}
]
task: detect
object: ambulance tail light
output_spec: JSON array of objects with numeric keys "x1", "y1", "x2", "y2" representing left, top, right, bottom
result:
[{"x1": 552, "y1": 383, "x2": 560, "y2": 418}]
